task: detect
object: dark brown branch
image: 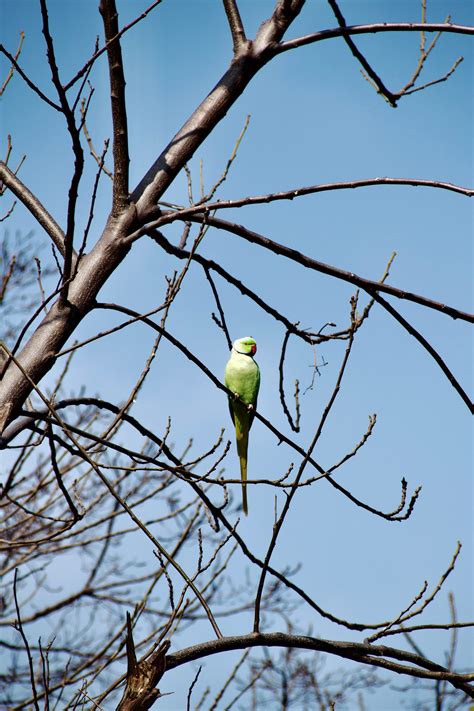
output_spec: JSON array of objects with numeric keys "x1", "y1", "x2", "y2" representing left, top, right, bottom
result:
[
  {"x1": 39, "y1": 0, "x2": 84, "y2": 298},
  {"x1": 88, "y1": 305, "x2": 421, "y2": 524},
  {"x1": 0, "y1": 42, "x2": 61, "y2": 109},
  {"x1": 46, "y1": 424, "x2": 82, "y2": 521},
  {"x1": 169, "y1": 213, "x2": 473, "y2": 324},
  {"x1": 164, "y1": 632, "x2": 474, "y2": 697},
  {"x1": 139, "y1": 206, "x2": 473, "y2": 325},
  {"x1": 99, "y1": 0, "x2": 130, "y2": 215},
  {"x1": 148, "y1": 229, "x2": 316, "y2": 344},
  {"x1": 13, "y1": 569, "x2": 40, "y2": 711},
  {"x1": 327, "y1": 0, "x2": 398, "y2": 106},
  {"x1": 368, "y1": 292, "x2": 473, "y2": 413},
  {"x1": 63, "y1": 0, "x2": 163, "y2": 92},
  {"x1": 254, "y1": 297, "x2": 358, "y2": 633},
  {"x1": 203, "y1": 267, "x2": 233, "y2": 350},
  {"x1": 276, "y1": 22, "x2": 474, "y2": 55},
  {"x1": 163, "y1": 176, "x2": 474, "y2": 212},
  {"x1": 278, "y1": 330, "x2": 300, "y2": 432},
  {"x1": 5, "y1": 402, "x2": 420, "y2": 635}
]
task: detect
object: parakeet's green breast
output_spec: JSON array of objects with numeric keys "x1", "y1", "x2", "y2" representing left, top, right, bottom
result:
[{"x1": 225, "y1": 337, "x2": 260, "y2": 406}]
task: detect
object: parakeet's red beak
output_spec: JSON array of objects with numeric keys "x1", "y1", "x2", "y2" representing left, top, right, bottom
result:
[{"x1": 251, "y1": 344, "x2": 257, "y2": 355}]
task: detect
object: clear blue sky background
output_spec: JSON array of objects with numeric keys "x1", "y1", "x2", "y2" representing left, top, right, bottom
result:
[{"x1": 1, "y1": 1, "x2": 472, "y2": 708}]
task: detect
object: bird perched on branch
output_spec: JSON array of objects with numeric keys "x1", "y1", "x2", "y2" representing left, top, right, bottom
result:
[{"x1": 224, "y1": 336, "x2": 260, "y2": 515}]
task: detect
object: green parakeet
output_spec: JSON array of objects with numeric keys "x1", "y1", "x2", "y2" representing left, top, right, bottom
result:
[{"x1": 224, "y1": 336, "x2": 260, "y2": 515}]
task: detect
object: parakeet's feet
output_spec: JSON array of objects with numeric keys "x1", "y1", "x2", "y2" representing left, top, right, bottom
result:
[{"x1": 246, "y1": 403, "x2": 254, "y2": 413}]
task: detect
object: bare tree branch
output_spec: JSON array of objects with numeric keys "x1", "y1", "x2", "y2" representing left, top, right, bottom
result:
[
  {"x1": 63, "y1": 0, "x2": 163, "y2": 92},
  {"x1": 327, "y1": 0, "x2": 398, "y2": 106},
  {"x1": 99, "y1": 0, "x2": 130, "y2": 215},
  {"x1": 0, "y1": 40, "x2": 61, "y2": 109},
  {"x1": 222, "y1": 0, "x2": 247, "y2": 54},
  {"x1": 276, "y1": 22, "x2": 474, "y2": 55},
  {"x1": 165, "y1": 632, "x2": 474, "y2": 697},
  {"x1": 39, "y1": 0, "x2": 84, "y2": 297},
  {"x1": 0, "y1": 161, "x2": 67, "y2": 257},
  {"x1": 0, "y1": 31, "x2": 24, "y2": 97},
  {"x1": 367, "y1": 291, "x2": 473, "y2": 413}
]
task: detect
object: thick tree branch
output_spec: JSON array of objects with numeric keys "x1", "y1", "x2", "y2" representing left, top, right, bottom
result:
[
  {"x1": 0, "y1": 207, "x2": 136, "y2": 432},
  {"x1": 130, "y1": 0, "x2": 305, "y2": 215},
  {"x1": 164, "y1": 632, "x2": 474, "y2": 697},
  {"x1": 99, "y1": 0, "x2": 130, "y2": 215},
  {"x1": 0, "y1": 161, "x2": 67, "y2": 257},
  {"x1": 222, "y1": 0, "x2": 247, "y2": 54}
]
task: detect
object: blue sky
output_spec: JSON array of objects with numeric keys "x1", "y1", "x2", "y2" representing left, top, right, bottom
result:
[{"x1": 1, "y1": 1, "x2": 473, "y2": 708}]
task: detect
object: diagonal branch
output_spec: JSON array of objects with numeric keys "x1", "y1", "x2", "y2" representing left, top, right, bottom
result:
[
  {"x1": 63, "y1": 0, "x2": 163, "y2": 92},
  {"x1": 130, "y1": 0, "x2": 306, "y2": 215},
  {"x1": 99, "y1": 0, "x2": 130, "y2": 215},
  {"x1": 327, "y1": 0, "x2": 398, "y2": 106},
  {"x1": 0, "y1": 31, "x2": 24, "y2": 97},
  {"x1": 0, "y1": 161, "x2": 67, "y2": 257},
  {"x1": 0, "y1": 41, "x2": 61, "y2": 109},
  {"x1": 151, "y1": 213, "x2": 474, "y2": 324},
  {"x1": 367, "y1": 292, "x2": 473, "y2": 413}
]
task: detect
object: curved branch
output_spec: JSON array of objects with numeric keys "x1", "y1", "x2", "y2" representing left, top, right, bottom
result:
[
  {"x1": 276, "y1": 22, "x2": 474, "y2": 55},
  {"x1": 0, "y1": 43, "x2": 61, "y2": 110},
  {"x1": 88, "y1": 304, "x2": 420, "y2": 524},
  {"x1": 165, "y1": 632, "x2": 474, "y2": 696},
  {"x1": 164, "y1": 177, "x2": 474, "y2": 214},
  {"x1": 152, "y1": 213, "x2": 474, "y2": 324}
]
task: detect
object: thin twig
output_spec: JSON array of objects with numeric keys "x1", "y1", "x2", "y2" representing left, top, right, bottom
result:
[
  {"x1": 327, "y1": 0, "x2": 398, "y2": 106},
  {"x1": 0, "y1": 31, "x2": 25, "y2": 96},
  {"x1": 13, "y1": 569, "x2": 41, "y2": 711}
]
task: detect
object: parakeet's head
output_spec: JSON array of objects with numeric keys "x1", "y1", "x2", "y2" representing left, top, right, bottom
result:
[{"x1": 233, "y1": 336, "x2": 257, "y2": 356}]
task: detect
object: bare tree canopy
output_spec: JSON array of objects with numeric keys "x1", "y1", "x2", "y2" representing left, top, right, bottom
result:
[{"x1": 0, "y1": 0, "x2": 472, "y2": 708}]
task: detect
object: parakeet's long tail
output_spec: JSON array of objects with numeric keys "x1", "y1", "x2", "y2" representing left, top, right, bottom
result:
[{"x1": 236, "y1": 428, "x2": 249, "y2": 516}]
